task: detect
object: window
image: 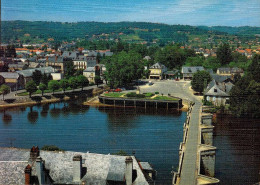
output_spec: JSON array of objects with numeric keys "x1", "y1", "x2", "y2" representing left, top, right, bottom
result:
[{"x1": 214, "y1": 88, "x2": 217, "y2": 92}]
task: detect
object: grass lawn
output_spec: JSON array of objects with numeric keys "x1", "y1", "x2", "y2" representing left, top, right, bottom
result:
[
  {"x1": 103, "y1": 92, "x2": 125, "y2": 98},
  {"x1": 153, "y1": 96, "x2": 179, "y2": 101}
]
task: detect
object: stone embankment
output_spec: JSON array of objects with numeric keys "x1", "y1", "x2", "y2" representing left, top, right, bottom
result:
[{"x1": 173, "y1": 103, "x2": 220, "y2": 185}]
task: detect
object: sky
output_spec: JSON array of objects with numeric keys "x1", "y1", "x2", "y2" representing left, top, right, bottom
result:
[{"x1": 2, "y1": 0, "x2": 260, "y2": 26}]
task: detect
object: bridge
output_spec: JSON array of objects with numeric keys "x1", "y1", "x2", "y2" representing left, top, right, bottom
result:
[{"x1": 173, "y1": 99, "x2": 220, "y2": 185}]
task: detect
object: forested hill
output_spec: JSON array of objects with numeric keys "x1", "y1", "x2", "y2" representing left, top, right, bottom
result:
[{"x1": 1, "y1": 21, "x2": 260, "y2": 44}]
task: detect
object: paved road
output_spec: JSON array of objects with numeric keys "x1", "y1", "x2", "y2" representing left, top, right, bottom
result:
[{"x1": 139, "y1": 80, "x2": 202, "y2": 185}]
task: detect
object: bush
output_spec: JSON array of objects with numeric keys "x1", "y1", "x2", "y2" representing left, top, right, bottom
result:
[
  {"x1": 41, "y1": 145, "x2": 63, "y2": 151},
  {"x1": 155, "y1": 92, "x2": 159, "y2": 94},
  {"x1": 144, "y1": 93, "x2": 154, "y2": 97}
]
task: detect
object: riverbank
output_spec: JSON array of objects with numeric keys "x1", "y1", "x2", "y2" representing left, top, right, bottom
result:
[{"x1": 0, "y1": 86, "x2": 107, "y2": 110}]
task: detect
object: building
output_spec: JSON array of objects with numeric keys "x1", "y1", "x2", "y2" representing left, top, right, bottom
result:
[
  {"x1": 83, "y1": 64, "x2": 106, "y2": 83},
  {"x1": 204, "y1": 75, "x2": 234, "y2": 106},
  {"x1": 216, "y1": 67, "x2": 244, "y2": 76},
  {"x1": 17, "y1": 67, "x2": 55, "y2": 85},
  {"x1": 46, "y1": 56, "x2": 65, "y2": 73},
  {"x1": 181, "y1": 66, "x2": 204, "y2": 80},
  {"x1": 73, "y1": 56, "x2": 96, "y2": 70},
  {"x1": 149, "y1": 62, "x2": 167, "y2": 80},
  {"x1": 0, "y1": 72, "x2": 25, "y2": 91},
  {"x1": 0, "y1": 147, "x2": 155, "y2": 185}
]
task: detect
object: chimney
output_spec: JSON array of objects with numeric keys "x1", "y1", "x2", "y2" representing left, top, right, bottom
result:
[
  {"x1": 55, "y1": 55, "x2": 58, "y2": 62},
  {"x1": 36, "y1": 157, "x2": 45, "y2": 185},
  {"x1": 30, "y1": 146, "x2": 40, "y2": 160},
  {"x1": 24, "y1": 164, "x2": 32, "y2": 185},
  {"x1": 46, "y1": 56, "x2": 49, "y2": 61},
  {"x1": 125, "y1": 156, "x2": 133, "y2": 185},
  {"x1": 73, "y1": 155, "x2": 82, "y2": 182}
]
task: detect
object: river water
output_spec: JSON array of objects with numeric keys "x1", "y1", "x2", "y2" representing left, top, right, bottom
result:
[
  {"x1": 0, "y1": 99, "x2": 185, "y2": 184},
  {"x1": 214, "y1": 114, "x2": 260, "y2": 185}
]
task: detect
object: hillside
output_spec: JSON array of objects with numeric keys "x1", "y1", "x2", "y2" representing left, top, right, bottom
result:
[{"x1": 1, "y1": 21, "x2": 260, "y2": 47}]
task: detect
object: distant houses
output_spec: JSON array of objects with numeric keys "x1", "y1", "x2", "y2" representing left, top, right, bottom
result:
[{"x1": 0, "y1": 72, "x2": 25, "y2": 91}]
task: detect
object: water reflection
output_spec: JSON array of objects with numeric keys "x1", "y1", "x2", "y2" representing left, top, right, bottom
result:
[
  {"x1": 214, "y1": 114, "x2": 260, "y2": 185},
  {"x1": 27, "y1": 107, "x2": 39, "y2": 124},
  {"x1": 40, "y1": 104, "x2": 50, "y2": 117},
  {"x1": 2, "y1": 112, "x2": 12, "y2": 124}
]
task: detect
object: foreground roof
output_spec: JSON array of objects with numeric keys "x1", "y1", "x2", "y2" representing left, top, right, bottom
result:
[{"x1": 0, "y1": 147, "x2": 149, "y2": 185}]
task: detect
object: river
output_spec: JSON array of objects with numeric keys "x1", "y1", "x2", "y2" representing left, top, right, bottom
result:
[
  {"x1": 0, "y1": 99, "x2": 185, "y2": 184},
  {"x1": 214, "y1": 114, "x2": 260, "y2": 185}
]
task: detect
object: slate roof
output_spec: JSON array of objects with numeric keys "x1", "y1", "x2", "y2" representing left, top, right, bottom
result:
[
  {"x1": 0, "y1": 72, "x2": 20, "y2": 79},
  {"x1": 211, "y1": 74, "x2": 233, "y2": 83},
  {"x1": 84, "y1": 67, "x2": 95, "y2": 72},
  {"x1": 182, "y1": 66, "x2": 204, "y2": 74},
  {"x1": 140, "y1": 162, "x2": 153, "y2": 171},
  {"x1": 217, "y1": 67, "x2": 243, "y2": 74},
  {"x1": 205, "y1": 80, "x2": 229, "y2": 97},
  {"x1": 47, "y1": 56, "x2": 64, "y2": 63},
  {"x1": 17, "y1": 67, "x2": 55, "y2": 77},
  {"x1": 0, "y1": 147, "x2": 149, "y2": 185},
  {"x1": 150, "y1": 62, "x2": 166, "y2": 69}
]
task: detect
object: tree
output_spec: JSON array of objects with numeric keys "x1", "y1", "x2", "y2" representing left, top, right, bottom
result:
[
  {"x1": 68, "y1": 77, "x2": 78, "y2": 91},
  {"x1": 48, "y1": 80, "x2": 60, "y2": 95},
  {"x1": 77, "y1": 75, "x2": 89, "y2": 90},
  {"x1": 25, "y1": 81, "x2": 37, "y2": 98},
  {"x1": 64, "y1": 59, "x2": 75, "y2": 78},
  {"x1": 229, "y1": 55, "x2": 260, "y2": 118},
  {"x1": 39, "y1": 83, "x2": 47, "y2": 96},
  {"x1": 41, "y1": 73, "x2": 50, "y2": 86},
  {"x1": 75, "y1": 69, "x2": 84, "y2": 76},
  {"x1": 191, "y1": 71, "x2": 211, "y2": 94},
  {"x1": 105, "y1": 51, "x2": 144, "y2": 88},
  {"x1": 0, "y1": 85, "x2": 10, "y2": 100},
  {"x1": 32, "y1": 70, "x2": 42, "y2": 85},
  {"x1": 59, "y1": 79, "x2": 69, "y2": 93},
  {"x1": 94, "y1": 75, "x2": 101, "y2": 87},
  {"x1": 216, "y1": 43, "x2": 233, "y2": 65}
]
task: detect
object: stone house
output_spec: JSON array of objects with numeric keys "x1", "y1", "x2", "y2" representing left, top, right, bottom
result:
[
  {"x1": 149, "y1": 62, "x2": 167, "y2": 80},
  {"x1": 204, "y1": 75, "x2": 234, "y2": 106},
  {"x1": 216, "y1": 67, "x2": 244, "y2": 76},
  {"x1": 0, "y1": 72, "x2": 25, "y2": 91},
  {"x1": 181, "y1": 66, "x2": 204, "y2": 80}
]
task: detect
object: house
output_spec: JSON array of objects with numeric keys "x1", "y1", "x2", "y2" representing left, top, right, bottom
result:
[
  {"x1": 216, "y1": 67, "x2": 244, "y2": 76},
  {"x1": 17, "y1": 67, "x2": 55, "y2": 85},
  {"x1": 83, "y1": 64, "x2": 106, "y2": 83},
  {"x1": 83, "y1": 67, "x2": 96, "y2": 83},
  {"x1": 8, "y1": 62, "x2": 28, "y2": 72},
  {"x1": 204, "y1": 76, "x2": 234, "y2": 106},
  {"x1": 181, "y1": 66, "x2": 204, "y2": 80},
  {"x1": 45, "y1": 56, "x2": 65, "y2": 73},
  {"x1": 0, "y1": 72, "x2": 25, "y2": 91},
  {"x1": 73, "y1": 56, "x2": 97, "y2": 70},
  {"x1": 149, "y1": 62, "x2": 167, "y2": 80},
  {"x1": 0, "y1": 147, "x2": 155, "y2": 185}
]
